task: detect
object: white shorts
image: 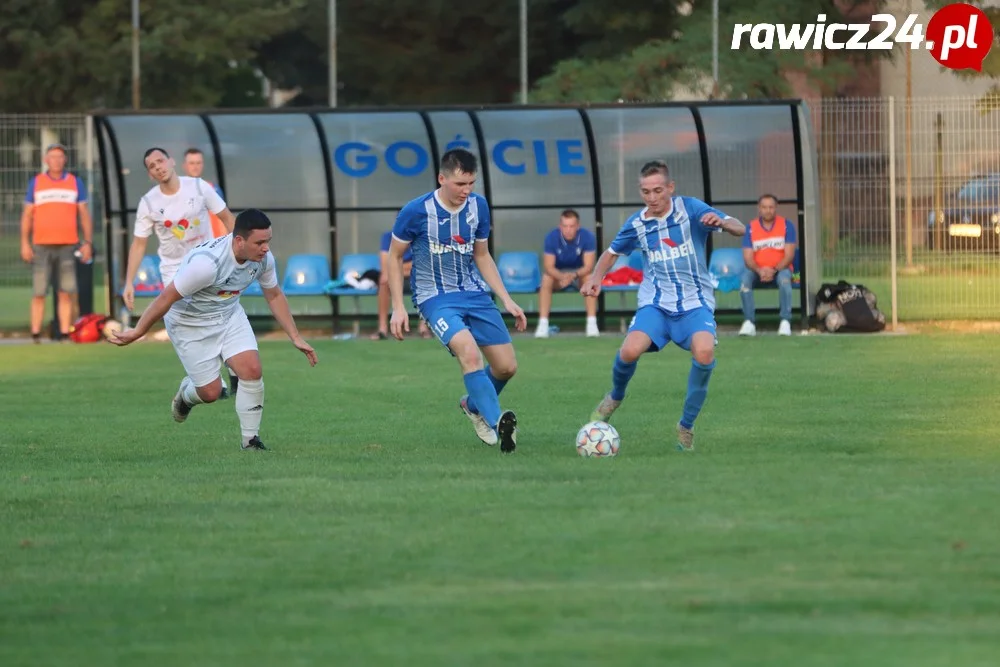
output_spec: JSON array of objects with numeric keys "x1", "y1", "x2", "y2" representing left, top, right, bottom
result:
[
  {"x1": 160, "y1": 261, "x2": 180, "y2": 287},
  {"x1": 165, "y1": 310, "x2": 258, "y2": 387}
]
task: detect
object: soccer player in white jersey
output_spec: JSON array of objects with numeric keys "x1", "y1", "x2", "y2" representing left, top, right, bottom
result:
[
  {"x1": 581, "y1": 160, "x2": 746, "y2": 452},
  {"x1": 123, "y1": 147, "x2": 236, "y2": 306},
  {"x1": 123, "y1": 147, "x2": 239, "y2": 395},
  {"x1": 387, "y1": 148, "x2": 527, "y2": 453},
  {"x1": 109, "y1": 209, "x2": 318, "y2": 451}
]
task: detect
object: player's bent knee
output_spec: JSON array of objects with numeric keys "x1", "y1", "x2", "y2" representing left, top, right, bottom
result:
[
  {"x1": 456, "y1": 351, "x2": 482, "y2": 373},
  {"x1": 196, "y1": 382, "x2": 224, "y2": 403},
  {"x1": 619, "y1": 343, "x2": 644, "y2": 364},
  {"x1": 691, "y1": 345, "x2": 715, "y2": 366},
  {"x1": 493, "y1": 359, "x2": 517, "y2": 379}
]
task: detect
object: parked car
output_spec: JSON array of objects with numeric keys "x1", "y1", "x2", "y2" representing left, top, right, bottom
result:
[{"x1": 928, "y1": 173, "x2": 1000, "y2": 251}]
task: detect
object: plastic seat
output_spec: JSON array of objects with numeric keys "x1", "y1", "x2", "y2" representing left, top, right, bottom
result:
[
  {"x1": 708, "y1": 247, "x2": 745, "y2": 293},
  {"x1": 602, "y1": 250, "x2": 643, "y2": 333},
  {"x1": 603, "y1": 251, "x2": 644, "y2": 292},
  {"x1": 133, "y1": 255, "x2": 163, "y2": 296},
  {"x1": 497, "y1": 251, "x2": 541, "y2": 294},
  {"x1": 325, "y1": 253, "x2": 381, "y2": 297},
  {"x1": 281, "y1": 254, "x2": 331, "y2": 296},
  {"x1": 325, "y1": 253, "x2": 381, "y2": 336}
]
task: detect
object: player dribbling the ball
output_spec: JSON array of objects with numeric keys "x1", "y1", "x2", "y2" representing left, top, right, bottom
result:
[{"x1": 582, "y1": 160, "x2": 745, "y2": 452}]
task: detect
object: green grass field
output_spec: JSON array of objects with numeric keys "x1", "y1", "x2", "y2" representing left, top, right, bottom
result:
[{"x1": 3, "y1": 333, "x2": 1000, "y2": 666}]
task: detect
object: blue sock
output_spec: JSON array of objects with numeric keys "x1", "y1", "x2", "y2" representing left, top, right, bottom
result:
[
  {"x1": 610, "y1": 352, "x2": 638, "y2": 401},
  {"x1": 467, "y1": 365, "x2": 508, "y2": 415},
  {"x1": 463, "y1": 370, "x2": 501, "y2": 429},
  {"x1": 680, "y1": 359, "x2": 715, "y2": 429},
  {"x1": 485, "y1": 365, "x2": 508, "y2": 398}
]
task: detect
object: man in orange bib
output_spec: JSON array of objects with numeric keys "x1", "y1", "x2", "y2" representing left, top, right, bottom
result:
[
  {"x1": 183, "y1": 148, "x2": 228, "y2": 238},
  {"x1": 20, "y1": 143, "x2": 94, "y2": 343},
  {"x1": 739, "y1": 194, "x2": 797, "y2": 337}
]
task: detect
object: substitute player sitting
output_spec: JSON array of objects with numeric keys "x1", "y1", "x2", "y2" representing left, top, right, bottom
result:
[
  {"x1": 109, "y1": 209, "x2": 318, "y2": 451},
  {"x1": 387, "y1": 148, "x2": 527, "y2": 453}
]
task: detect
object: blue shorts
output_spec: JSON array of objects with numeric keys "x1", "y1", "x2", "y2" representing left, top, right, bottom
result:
[
  {"x1": 628, "y1": 305, "x2": 717, "y2": 352},
  {"x1": 419, "y1": 293, "x2": 512, "y2": 350}
]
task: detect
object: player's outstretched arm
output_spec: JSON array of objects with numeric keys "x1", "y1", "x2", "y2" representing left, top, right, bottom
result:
[
  {"x1": 387, "y1": 237, "x2": 411, "y2": 340},
  {"x1": 581, "y1": 250, "x2": 618, "y2": 298},
  {"x1": 473, "y1": 242, "x2": 527, "y2": 331},
  {"x1": 109, "y1": 283, "x2": 183, "y2": 346},
  {"x1": 262, "y1": 286, "x2": 317, "y2": 366}
]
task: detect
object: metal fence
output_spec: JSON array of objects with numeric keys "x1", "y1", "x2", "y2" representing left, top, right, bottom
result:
[
  {"x1": 814, "y1": 96, "x2": 1000, "y2": 324},
  {"x1": 0, "y1": 114, "x2": 98, "y2": 329},
  {"x1": 2, "y1": 98, "x2": 999, "y2": 331}
]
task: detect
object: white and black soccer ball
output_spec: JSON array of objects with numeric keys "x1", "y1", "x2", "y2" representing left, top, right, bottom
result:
[
  {"x1": 576, "y1": 421, "x2": 621, "y2": 458},
  {"x1": 824, "y1": 309, "x2": 846, "y2": 332},
  {"x1": 102, "y1": 318, "x2": 123, "y2": 341},
  {"x1": 816, "y1": 301, "x2": 833, "y2": 321}
]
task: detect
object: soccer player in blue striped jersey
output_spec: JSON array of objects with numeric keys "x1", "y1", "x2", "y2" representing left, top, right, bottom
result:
[
  {"x1": 387, "y1": 149, "x2": 527, "y2": 453},
  {"x1": 581, "y1": 160, "x2": 746, "y2": 452}
]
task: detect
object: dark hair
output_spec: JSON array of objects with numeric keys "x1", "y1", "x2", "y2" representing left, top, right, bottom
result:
[
  {"x1": 639, "y1": 160, "x2": 671, "y2": 180},
  {"x1": 440, "y1": 148, "x2": 478, "y2": 176},
  {"x1": 234, "y1": 208, "x2": 272, "y2": 238},
  {"x1": 560, "y1": 209, "x2": 580, "y2": 221},
  {"x1": 758, "y1": 193, "x2": 779, "y2": 205},
  {"x1": 184, "y1": 147, "x2": 204, "y2": 157},
  {"x1": 143, "y1": 147, "x2": 170, "y2": 167}
]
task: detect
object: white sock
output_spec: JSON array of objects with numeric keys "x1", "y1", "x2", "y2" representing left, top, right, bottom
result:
[
  {"x1": 236, "y1": 378, "x2": 265, "y2": 445},
  {"x1": 586, "y1": 316, "x2": 597, "y2": 327},
  {"x1": 179, "y1": 376, "x2": 205, "y2": 406},
  {"x1": 537, "y1": 317, "x2": 549, "y2": 330}
]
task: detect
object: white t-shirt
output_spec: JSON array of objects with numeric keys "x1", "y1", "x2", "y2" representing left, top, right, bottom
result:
[
  {"x1": 166, "y1": 235, "x2": 278, "y2": 328},
  {"x1": 134, "y1": 177, "x2": 227, "y2": 276}
]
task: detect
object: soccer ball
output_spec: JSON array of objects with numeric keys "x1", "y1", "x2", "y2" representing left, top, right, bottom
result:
[
  {"x1": 576, "y1": 421, "x2": 621, "y2": 458},
  {"x1": 102, "y1": 319, "x2": 123, "y2": 340},
  {"x1": 824, "y1": 309, "x2": 846, "y2": 332}
]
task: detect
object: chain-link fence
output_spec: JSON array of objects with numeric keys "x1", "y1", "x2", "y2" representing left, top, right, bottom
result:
[
  {"x1": 814, "y1": 96, "x2": 1000, "y2": 323},
  {"x1": 0, "y1": 114, "x2": 98, "y2": 329}
]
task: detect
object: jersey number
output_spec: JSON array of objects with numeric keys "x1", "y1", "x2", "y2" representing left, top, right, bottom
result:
[{"x1": 432, "y1": 317, "x2": 449, "y2": 337}]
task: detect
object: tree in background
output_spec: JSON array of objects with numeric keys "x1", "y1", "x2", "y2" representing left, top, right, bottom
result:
[
  {"x1": 0, "y1": 0, "x2": 304, "y2": 111},
  {"x1": 923, "y1": 0, "x2": 1000, "y2": 110},
  {"x1": 532, "y1": 0, "x2": 888, "y2": 102},
  {"x1": 253, "y1": 0, "x2": 683, "y2": 106}
]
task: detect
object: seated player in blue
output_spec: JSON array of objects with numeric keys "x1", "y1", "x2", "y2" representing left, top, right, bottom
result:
[
  {"x1": 534, "y1": 209, "x2": 599, "y2": 338},
  {"x1": 387, "y1": 148, "x2": 527, "y2": 453},
  {"x1": 370, "y1": 229, "x2": 431, "y2": 340},
  {"x1": 581, "y1": 160, "x2": 746, "y2": 452}
]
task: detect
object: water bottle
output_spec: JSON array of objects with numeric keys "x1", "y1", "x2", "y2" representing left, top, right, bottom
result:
[{"x1": 73, "y1": 248, "x2": 93, "y2": 265}]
